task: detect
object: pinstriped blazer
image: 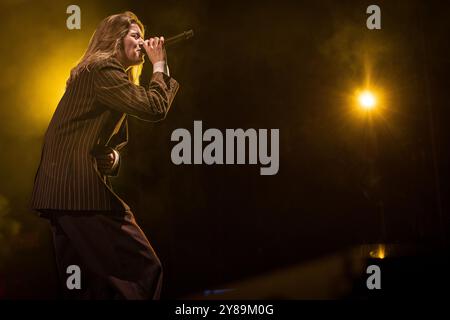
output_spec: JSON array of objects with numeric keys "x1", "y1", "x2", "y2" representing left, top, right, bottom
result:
[{"x1": 30, "y1": 57, "x2": 179, "y2": 212}]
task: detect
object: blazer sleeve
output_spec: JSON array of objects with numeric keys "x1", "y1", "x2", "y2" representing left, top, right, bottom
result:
[{"x1": 94, "y1": 58, "x2": 180, "y2": 122}]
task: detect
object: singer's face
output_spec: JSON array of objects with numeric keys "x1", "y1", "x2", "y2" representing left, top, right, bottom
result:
[{"x1": 119, "y1": 23, "x2": 144, "y2": 68}]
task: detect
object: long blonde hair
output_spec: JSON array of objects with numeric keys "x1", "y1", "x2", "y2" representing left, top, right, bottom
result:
[{"x1": 67, "y1": 11, "x2": 145, "y2": 86}]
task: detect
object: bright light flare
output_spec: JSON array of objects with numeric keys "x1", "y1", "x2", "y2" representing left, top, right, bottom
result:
[
  {"x1": 369, "y1": 244, "x2": 386, "y2": 259},
  {"x1": 358, "y1": 91, "x2": 376, "y2": 110}
]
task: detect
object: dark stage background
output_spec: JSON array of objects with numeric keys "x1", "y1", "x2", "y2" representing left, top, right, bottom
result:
[{"x1": 0, "y1": 0, "x2": 449, "y2": 299}]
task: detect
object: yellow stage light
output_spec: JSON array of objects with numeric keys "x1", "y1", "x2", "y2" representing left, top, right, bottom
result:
[
  {"x1": 358, "y1": 91, "x2": 376, "y2": 110},
  {"x1": 369, "y1": 244, "x2": 386, "y2": 259}
]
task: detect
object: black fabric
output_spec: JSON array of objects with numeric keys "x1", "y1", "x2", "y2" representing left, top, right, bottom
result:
[{"x1": 45, "y1": 210, "x2": 163, "y2": 300}]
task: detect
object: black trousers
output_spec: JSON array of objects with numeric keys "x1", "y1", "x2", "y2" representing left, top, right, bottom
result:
[{"x1": 44, "y1": 210, "x2": 163, "y2": 299}]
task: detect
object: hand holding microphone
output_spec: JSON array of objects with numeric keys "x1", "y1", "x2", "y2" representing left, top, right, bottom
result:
[
  {"x1": 142, "y1": 36, "x2": 166, "y2": 65},
  {"x1": 141, "y1": 29, "x2": 194, "y2": 64},
  {"x1": 141, "y1": 30, "x2": 193, "y2": 75}
]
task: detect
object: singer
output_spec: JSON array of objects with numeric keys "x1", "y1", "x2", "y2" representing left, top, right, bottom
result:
[{"x1": 30, "y1": 11, "x2": 179, "y2": 299}]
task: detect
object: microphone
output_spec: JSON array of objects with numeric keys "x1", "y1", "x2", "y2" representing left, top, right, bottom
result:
[
  {"x1": 164, "y1": 29, "x2": 194, "y2": 47},
  {"x1": 141, "y1": 29, "x2": 194, "y2": 50}
]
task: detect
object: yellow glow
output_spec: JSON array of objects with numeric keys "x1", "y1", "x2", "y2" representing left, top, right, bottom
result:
[
  {"x1": 377, "y1": 244, "x2": 385, "y2": 259},
  {"x1": 18, "y1": 39, "x2": 88, "y2": 135},
  {"x1": 370, "y1": 244, "x2": 386, "y2": 259},
  {"x1": 350, "y1": 87, "x2": 385, "y2": 119},
  {"x1": 358, "y1": 91, "x2": 376, "y2": 110}
]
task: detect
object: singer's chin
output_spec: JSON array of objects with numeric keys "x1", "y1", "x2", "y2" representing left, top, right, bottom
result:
[{"x1": 134, "y1": 55, "x2": 145, "y2": 66}]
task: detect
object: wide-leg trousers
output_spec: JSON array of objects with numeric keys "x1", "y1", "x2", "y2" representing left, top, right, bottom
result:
[{"x1": 44, "y1": 210, "x2": 163, "y2": 300}]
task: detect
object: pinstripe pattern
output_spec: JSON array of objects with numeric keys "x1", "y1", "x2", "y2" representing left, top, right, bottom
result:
[{"x1": 30, "y1": 57, "x2": 179, "y2": 212}]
